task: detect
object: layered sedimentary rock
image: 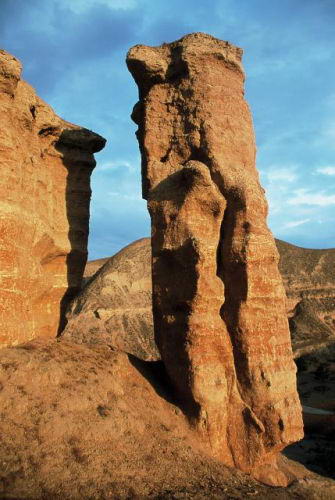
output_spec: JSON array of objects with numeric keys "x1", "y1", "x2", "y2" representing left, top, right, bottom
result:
[
  {"x1": 63, "y1": 238, "x2": 159, "y2": 360},
  {"x1": 0, "y1": 50, "x2": 105, "y2": 347},
  {"x1": 127, "y1": 33, "x2": 303, "y2": 482},
  {"x1": 276, "y1": 240, "x2": 335, "y2": 356}
]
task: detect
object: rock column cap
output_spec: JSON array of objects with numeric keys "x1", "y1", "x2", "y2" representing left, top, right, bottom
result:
[
  {"x1": 0, "y1": 49, "x2": 22, "y2": 95},
  {"x1": 127, "y1": 32, "x2": 244, "y2": 94}
]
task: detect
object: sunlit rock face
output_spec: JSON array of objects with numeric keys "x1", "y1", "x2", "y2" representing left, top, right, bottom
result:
[
  {"x1": 127, "y1": 33, "x2": 303, "y2": 484},
  {"x1": 0, "y1": 50, "x2": 105, "y2": 347}
]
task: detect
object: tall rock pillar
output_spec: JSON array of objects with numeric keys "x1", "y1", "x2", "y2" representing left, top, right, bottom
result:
[{"x1": 127, "y1": 33, "x2": 303, "y2": 483}]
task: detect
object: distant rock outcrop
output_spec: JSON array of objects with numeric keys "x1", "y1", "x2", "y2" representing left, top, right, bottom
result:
[
  {"x1": 64, "y1": 238, "x2": 159, "y2": 360},
  {"x1": 0, "y1": 50, "x2": 105, "y2": 347},
  {"x1": 276, "y1": 240, "x2": 335, "y2": 357},
  {"x1": 125, "y1": 33, "x2": 303, "y2": 484}
]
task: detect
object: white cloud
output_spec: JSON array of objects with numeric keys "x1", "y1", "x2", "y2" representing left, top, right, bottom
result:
[
  {"x1": 317, "y1": 166, "x2": 335, "y2": 176},
  {"x1": 108, "y1": 191, "x2": 141, "y2": 201},
  {"x1": 288, "y1": 189, "x2": 335, "y2": 206},
  {"x1": 264, "y1": 167, "x2": 298, "y2": 183},
  {"x1": 98, "y1": 160, "x2": 136, "y2": 172},
  {"x1": 317, "y1": 122, "x2": 335, "y2": 150},
  {"x1": 283, "y1": 218, "x2": 310, "y2": 229},
  {"x1": 66, "y1": 0, "x2": 136, "y2": 14},
  {"x1": 259, "y1": 165, "x2": 299, "y2": 215}
]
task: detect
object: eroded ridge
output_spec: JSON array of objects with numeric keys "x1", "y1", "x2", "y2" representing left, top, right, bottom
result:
[{"x1": 127, "y1": 33, "x2": 303, "y2": 483}]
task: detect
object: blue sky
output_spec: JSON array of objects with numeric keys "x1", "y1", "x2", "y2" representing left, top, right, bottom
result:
[{"x1": 1, "y1": 0, "x2": 334, "y2": 258}]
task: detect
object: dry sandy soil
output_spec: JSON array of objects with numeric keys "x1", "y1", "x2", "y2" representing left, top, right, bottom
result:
[{"x1": 1, "y1": 338, "x2": 335, "y2": 499}]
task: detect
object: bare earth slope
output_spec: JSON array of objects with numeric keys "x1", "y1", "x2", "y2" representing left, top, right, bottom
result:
[
  {"x1": 0, "y1": 338, "x2": 333, "y2": 499},
  {"x1": 66, "y1": 238, "x2": 159, "y2": 361}
]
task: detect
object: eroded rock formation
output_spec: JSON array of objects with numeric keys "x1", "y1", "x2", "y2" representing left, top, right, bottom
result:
[
  {"x1": 127, "y1": 33, "x2": 303, "y2": 483},
  {"x1": 0, "y1": 50, "x2": 105, "y2": 347}
]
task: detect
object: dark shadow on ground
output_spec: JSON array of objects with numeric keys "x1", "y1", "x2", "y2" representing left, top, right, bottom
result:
[
  {"x1": 284, "y1": 434, "x2": 335, "y2": 480},
  {"x1": 284, "y1": 363, "x2": 335, "y2": 480},
  {"x1": 128, "y1": 354, "x2": 200, "y2": 421}
]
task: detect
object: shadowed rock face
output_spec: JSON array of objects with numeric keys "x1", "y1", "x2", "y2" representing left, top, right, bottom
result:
[
  {"x1": 126, "y1": 33, "x2": 303, "y2": 483},
  {"x1": 0, "y1": 50, "x2": 105, "y2": 347}
]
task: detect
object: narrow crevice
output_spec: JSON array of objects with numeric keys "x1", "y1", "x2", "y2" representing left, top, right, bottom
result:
[{"x1": 29, "y1": 105, "x2": 36, "y2": 119}]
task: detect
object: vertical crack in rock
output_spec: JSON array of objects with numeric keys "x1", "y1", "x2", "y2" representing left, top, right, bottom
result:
[
  {"x1": 0, "y1": 50, "x2": 105, "y2": 346},
  {"x1": 127, "y1": 32, "x2": 303, "y2": 485}
]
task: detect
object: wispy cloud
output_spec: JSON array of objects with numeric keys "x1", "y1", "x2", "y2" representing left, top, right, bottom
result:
[
  {"x1": 259, "y1": 165, "x2": 300, "y2": 215},
  {"x1": 283, "y1": 218, "x2": 310, "y2": 229},
  {"x1": 264, "y1": 166, "x2": 298, "y2": 183},
  {"x1": 108, "y1": 191, "x2": 141, "y2": 201},
  {"x1": 65, "y1": 0, "x2": 136, "y2": 13},
  {"x1": 288, "y1": 189, "x2": 335, "y2": 206},
  {"x1": 98, "y1": 160, "x2": 137, "y2": 172},
  {"x1": 317, "y1": 166, "x2": 335, "y2": 175}
]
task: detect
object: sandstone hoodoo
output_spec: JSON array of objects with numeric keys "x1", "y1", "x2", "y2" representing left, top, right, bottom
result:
[
  {"x1": 0, "y1": 50, "x2": 105, "y2": 347},
  {"x1": 127, "y1": 33, "x2": 303, "y2": 483}
]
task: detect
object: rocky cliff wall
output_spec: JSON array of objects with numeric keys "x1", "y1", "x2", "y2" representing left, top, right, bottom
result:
[
  {"x1": 127, "y1": 33, "x2": 303, "y2": 483},
  {"x1": 0, "y1": 50, "x2": 105, "y2": 347}
]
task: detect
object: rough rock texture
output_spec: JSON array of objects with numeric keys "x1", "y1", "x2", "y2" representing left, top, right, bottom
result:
[
  {"x1": 126, "y1": 33, "x2": 303, "y2": 483},
  {"x1": 1, "y1": 338, "x2": 333, "y2": 499},
  {"x1": 63, "y1": 238, "x2": 159, "y2": 360},
  {"x1": 0, "y1": 50, "x2": 105, "y2": 347},
  {"x1": 276, "y1": 240, "x2": 335, "y2": 357}
]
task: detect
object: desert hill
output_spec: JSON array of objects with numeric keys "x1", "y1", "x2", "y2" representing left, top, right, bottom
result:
[
  {"x1": 66, "y1": 237, "x2": 335, "y2": 360},
  {"x1": 276, "y1": 239, "x2": 335, "y2": 356}
]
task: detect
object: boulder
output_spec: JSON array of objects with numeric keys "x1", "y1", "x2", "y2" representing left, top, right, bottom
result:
[
  {"x1": 0, "y1": 50, "x2": 105, "y2": 347},
  {"x1": 126, "y1": 33, "x2": 303, "y2": 484}
]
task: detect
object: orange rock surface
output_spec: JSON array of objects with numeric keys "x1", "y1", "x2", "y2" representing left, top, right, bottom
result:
[
  {"x1": 0, "y1": 50, "x2": 105, "y2": 347},
  {"x1": 127, "y1": 33, "x2": 303, "y2": 484}
]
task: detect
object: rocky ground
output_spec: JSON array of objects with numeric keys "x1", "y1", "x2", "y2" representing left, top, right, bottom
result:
[
  {"x1": 2, "y1": 238, "x2": 335, "y2": 498},
  {"x1": 0, "y1": 338, "x2": 335, "y2": 499}
]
